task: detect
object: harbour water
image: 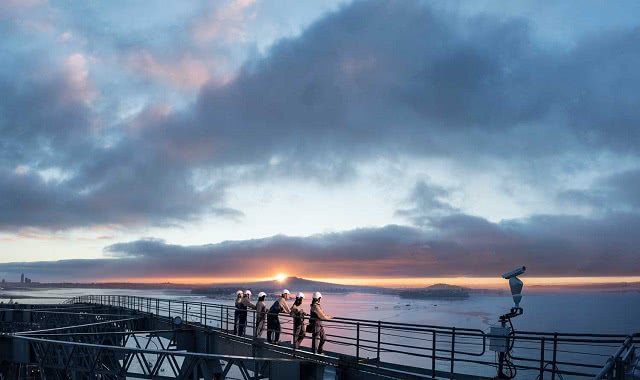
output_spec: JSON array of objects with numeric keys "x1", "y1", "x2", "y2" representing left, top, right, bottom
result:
[{"x1": 3, "y1": 287, "x2": 639, "y2": 334}]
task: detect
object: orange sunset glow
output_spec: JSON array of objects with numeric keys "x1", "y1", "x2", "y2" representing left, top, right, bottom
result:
[{"x1": 101, "y1": 275, "x2": 640, "y2": 289}]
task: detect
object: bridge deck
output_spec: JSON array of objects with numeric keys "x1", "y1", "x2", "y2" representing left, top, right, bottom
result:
[{"x1": 0, "y1": 295, "x2": 637, "y2": 379}]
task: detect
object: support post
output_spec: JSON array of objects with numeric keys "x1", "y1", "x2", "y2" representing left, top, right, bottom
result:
[
  {"x1": 356, "y1": 322, "x2": 360, "y2": 362},
  {"x1": 450, "y1": 327, "x2": 455, "y2": 378},
  {"x1": 376, "y1": 320, "x2": 381, "y2": 366},
  {"x1": 539, "y1": 338, "x2": 545, "y2": 380},
  {"x1": 432, "y1": 331, "x2": 436, "y2": 379},
  {"x1": 551, "y1": 333, "x2": 558, "y2": 380}
]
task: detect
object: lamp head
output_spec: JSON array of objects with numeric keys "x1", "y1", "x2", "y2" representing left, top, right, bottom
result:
[{"x1": 502, "y1": 266, "x2": 526, "y2": 279}]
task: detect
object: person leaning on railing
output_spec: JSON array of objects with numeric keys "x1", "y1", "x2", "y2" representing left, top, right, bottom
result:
[
  {"x1": 290, "y1": 292, "x2": 307, "y2": 348},
  {"x1": 255, "y1": 292, "x2": 268, "y2": 337},
  {"x1": 309, "y1": 292, "x2": 332, "y2": 354},
  {"x1": 237, "y1": 290, "x2": 256, "y2": 336},
  {"x1": 267, "y1": 289, "x2": 291, "y2": 344}
]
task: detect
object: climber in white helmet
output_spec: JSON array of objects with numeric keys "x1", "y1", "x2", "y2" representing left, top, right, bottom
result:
[
  {"x1": 310, "y1": 291, "x2": 332, "y2": 354},
  {"x1": 233, "y1": 290, "x2": 244, "y2": 335},
  {"x1": 237, "y1": 290, "x2": 256, "y2": 336},
  {"x1": 255, "y1": 292, "x2": 268, "y2": 338},
  {"x1": 290, "y1": 292, "x2": 307, "y2": 348},
  {"x1": 267, "y1": 289, "x2": 291, "y2": 344}
]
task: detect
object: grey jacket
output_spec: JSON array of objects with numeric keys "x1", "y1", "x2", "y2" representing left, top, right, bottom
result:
[
  {"x1": 310, "y1": 302, "x2": 332, "y2": 327},
  {"x1": 241, "y1": 297, "x2": 256, "y2": 309},
  {"x1": 277, "y1": 297, "x2": 291, "y2": 314},
  {"x1": 256, "y1": 300, "x2": 267, "y2": 320}
]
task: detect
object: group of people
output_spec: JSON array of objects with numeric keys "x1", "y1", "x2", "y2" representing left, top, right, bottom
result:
[{"x1": 233, "y1": 289, "x2": 332, "y2": 354}]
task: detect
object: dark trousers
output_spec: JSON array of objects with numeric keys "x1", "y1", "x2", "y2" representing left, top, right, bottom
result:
[
  {"x1": 293, "y1": 321, "x2": 305, "y2": 348},
  {"x1": 267, "y1": 315, "x2": 280, "y2": 343},
  {"x1": 256, "y1": 316, "x2": 266, "y2": 337},
  {"x1": 237, "y1": 312, "x2": 247, "y2": 336},
  {"x1": 233, "y1": 310, "x2": 240, "y2": 334},
  {"x1": 312, "y1": 326, "x2": 326, "y2": 354}
]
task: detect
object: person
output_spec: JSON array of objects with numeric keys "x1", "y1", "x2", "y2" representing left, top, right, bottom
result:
[
  {"x1": 255, "y1": 292, "x2": 268, "y2": 338},
  {"x1": 267, "y1": 289, "x2": 291, "y2": 344},
  {"x1": 233, "y1": 290, "x2": 243, "y2": 334},
  {"x1": 310, "y1": 292, "x2": 332, "y2": 354},
  {"x1": 237, "y1": 290, "x2": 256, "y2": 336},
  {"x1": 291, "y1": 292, "x2": 307, "y2": 348}
]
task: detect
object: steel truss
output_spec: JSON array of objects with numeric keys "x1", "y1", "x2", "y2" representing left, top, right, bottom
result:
[
  {"x1": 15, "y1": 335, "x2": 285, "y2": 380},
  {"x1": 1, "y1": 304, "x2": 300, "y2": 380}
]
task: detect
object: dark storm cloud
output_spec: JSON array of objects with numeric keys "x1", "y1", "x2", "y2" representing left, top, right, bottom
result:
[
  {"x1": 0, "y1": 64, "x2": 240, "y2": 230},
  {"x1": 3, "y1": 0, "x2": 640, "y2": 230},
  {"x1": 181, "y1": 1, "x2": 640, "y2": 166},
  {"x1": 0, "y1": 36, "x2": 240, "y2": 230},
  {"x1": 559, "y1": 169, "x2": 640, "y2": 213}
]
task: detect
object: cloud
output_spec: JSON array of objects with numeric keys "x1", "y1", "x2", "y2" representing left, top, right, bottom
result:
[
  {"x1": 2, "y1": 205, "x2": 640, "y2": 281},
  {"x1": 127, "y1": 50, "x2": 213, "y2": 89},
  {"x1": 182, "y1": 1, "x2": 640, "y2": 168},
  {"x1": 559, "y1": 169, "x2": 640, "y2": 213},
  {"x1": 192, "y1": 0, "x2": 257, "y2": 44},
  {"x1": 395, "y1": 180, "x2": 459, "y2": 226},
  {"x1": 3, "y1": 0, "x2": 640, "y2": 233},
  {"x1": 112, "y1": 0, "x2": 640, "y2": 194}
]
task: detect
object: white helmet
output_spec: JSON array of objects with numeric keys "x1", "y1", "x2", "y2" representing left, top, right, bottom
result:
[
  {"x1": 313, "y1": 291, "x2": 322, "y2": 299},
  {"x1": 282, "y1": 289, "x2": 290, "y2": 295},
  {"x1": 297, "y1": 292, "x2": 305, "y2": 298},
  {"x1": 258, "y1": 292, "x2": 267, "y2": 298},
  {"x1": 244, "y1": 290, "x2": 252, "y2": 296},
  {"x1": 236, "y1": 290, "x2": 243, "y2": 296}
]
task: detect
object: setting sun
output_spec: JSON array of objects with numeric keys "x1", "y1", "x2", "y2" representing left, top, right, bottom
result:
[{"x1": 274, "y1": 273, "x2": 288, "y2": 282}]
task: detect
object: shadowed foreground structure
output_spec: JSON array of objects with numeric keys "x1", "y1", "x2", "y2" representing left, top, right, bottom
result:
[{"x1": 0, "y1": 296, "x2": 638, "y2": 379}]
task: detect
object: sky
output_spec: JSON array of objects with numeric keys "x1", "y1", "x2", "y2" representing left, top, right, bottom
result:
[{"x1": 1, "y1": 0, "x2": 640, "y2": 287}]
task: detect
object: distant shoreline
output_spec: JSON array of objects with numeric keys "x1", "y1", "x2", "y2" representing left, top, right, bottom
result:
[{"x1": 2, "y1": 278, "x2": 639, "y2": 295}]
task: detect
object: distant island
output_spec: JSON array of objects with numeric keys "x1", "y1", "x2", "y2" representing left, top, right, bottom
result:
[{"x1": 397, "y1": 283, "x2": 470, "y2": 299}]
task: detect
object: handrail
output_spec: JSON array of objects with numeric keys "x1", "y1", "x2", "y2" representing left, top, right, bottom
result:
[
  {"x1": 594, "y1": 336, "x2": 635, "y2": 380},
  {"x1": 68, "y1": 294, "x2": 638, "y2": 379}
]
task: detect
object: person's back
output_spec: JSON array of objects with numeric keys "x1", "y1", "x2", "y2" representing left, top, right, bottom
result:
[
  {"x1": 309, "y1": 292, "x2": 332, "y2": 354},
  {"x1": 266, "y1": 289, "x2": 290, "y2": 343},
  {"x1": 255, "y1": 292, "x2": 268, "y2": 337},
  {"x1": 310, "y1": 301, "x2": 330, "y2": 326},
  {"x1": 291, "y1": 300, "x2": 305, "y2": 322},
  {"x1": 256, "y1": 299, "x2": 267, "y2": 317},
  {"x1": 291, "y1": 293, "x2": 306, "y2": 348},
  {"x1": 241, "y1": 295, "x2": 256, "y2": 310},
  {"x1": 233, "y1": 290, "x2": 243, "y2": 335},
  {"x1": 276, "y1": 296, "x2": 291, "y2": 315},
  {"x1": 237, "y1": 290, "x2": 254, "y2": 336}
]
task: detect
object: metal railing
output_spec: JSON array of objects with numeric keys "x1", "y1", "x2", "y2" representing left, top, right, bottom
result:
[
  {"x1": 70, "y1": 295, "x2": 638, "y2": 379},
  {"x1": 594, "y1": 336, "x2": 636, "y2": 380}
]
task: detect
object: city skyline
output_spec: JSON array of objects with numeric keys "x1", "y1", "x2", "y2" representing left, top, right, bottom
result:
[{"x1": 2, "y1": 1, "x2": 640, "y2": 285}]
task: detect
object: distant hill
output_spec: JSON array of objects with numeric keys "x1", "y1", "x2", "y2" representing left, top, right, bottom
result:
[{"x1": 191, "y1": 276, "x2": 380, "y2": 296}]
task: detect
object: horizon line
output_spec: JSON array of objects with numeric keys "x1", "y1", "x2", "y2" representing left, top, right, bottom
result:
[{"x1": 13, "y1": 275, "x2": 640, "y2": 289}]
